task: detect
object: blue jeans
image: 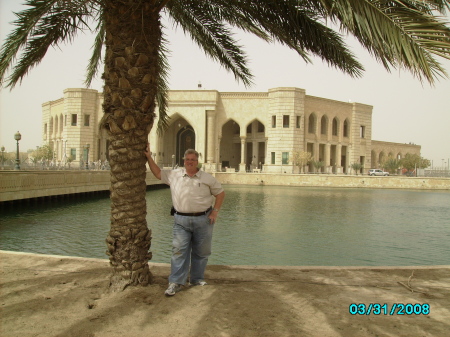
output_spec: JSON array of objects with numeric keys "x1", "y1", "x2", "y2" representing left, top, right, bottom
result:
[{"x1": 169, "y1": 211, "x2": 214, "y2": 285}]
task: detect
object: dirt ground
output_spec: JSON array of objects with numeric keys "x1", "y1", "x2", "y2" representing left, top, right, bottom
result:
[{"x1": 1, "y1": 251, "x2": 449, "y2": 337}]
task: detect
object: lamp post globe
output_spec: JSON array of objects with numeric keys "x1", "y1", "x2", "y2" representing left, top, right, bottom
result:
[{"x1": 14, "y1": 131, "x2": 21, "y2": 170}]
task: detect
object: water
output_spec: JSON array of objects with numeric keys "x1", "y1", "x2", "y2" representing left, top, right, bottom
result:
[{"x1": 1, "y1": 185, "x2": 449, "y2": 266}]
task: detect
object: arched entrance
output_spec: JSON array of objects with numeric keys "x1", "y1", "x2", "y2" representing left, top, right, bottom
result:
[
  {"x1": 220, "y1": 119, "x2": 241, "y2": 170},
  {"x1": 244, "y1": 119, "x2": 266, "y2": 171},
  {"x1": 177, "y1": 125, "x2": 195, "y2": 166},
  {"x1": 160, "y1": 115, "x2": 195, "y2": 167}
]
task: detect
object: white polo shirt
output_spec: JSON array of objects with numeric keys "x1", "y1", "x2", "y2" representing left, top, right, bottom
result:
[{"x1": 161, "y1": 168, "x2": 224, "y2": 213}]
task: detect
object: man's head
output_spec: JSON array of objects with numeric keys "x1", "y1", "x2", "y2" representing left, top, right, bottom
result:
[
  {"x1": 183, "y1": 149, "x2": 199, "y2": 171},
  {"x1": 184, "y1": 149, "x2": 199, "y2": 160}
]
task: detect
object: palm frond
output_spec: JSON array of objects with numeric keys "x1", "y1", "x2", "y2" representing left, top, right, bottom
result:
[
  {"x1": 166, "y1": 0, "x2": 254, "y2": 87},
  {"x1": 317, "y1": 0, "x2": 450, "y2": 83},
  {"x1": 178, "y1": 0, "x2": 364, "y2": 77},
  {"x1": 239, "y1": 0, "x2": 365, "y2": 77},
  {"x1": 0, "y1": 0, "x2": 97, "y2": 88},
  {"x1": 156, "y1": 32, "x2": 171, "y2": 135},
  {"x1": 412, "y1": 0, "x2": 450, "y2": 13},
  {"x1": 85, "y1": 7, "x2": 105, "y2": 87},
  {"x1": 183, "y1": 1, "x2": 272, "y2": 42}
]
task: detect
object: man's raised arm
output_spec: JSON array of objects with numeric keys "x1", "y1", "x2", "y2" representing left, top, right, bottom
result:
[{"x1": 144, "y1": 143, "x2": 161, "y2": 180}]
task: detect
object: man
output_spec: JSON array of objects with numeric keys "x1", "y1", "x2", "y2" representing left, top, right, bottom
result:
[{"x1": 145, "y1": 144, "x2": 225, "y2": 296}]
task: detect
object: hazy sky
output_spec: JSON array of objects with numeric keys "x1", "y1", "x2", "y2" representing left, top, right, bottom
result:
[{"x1": 1, "y1": 1, "x2": 449, "y2": 168}]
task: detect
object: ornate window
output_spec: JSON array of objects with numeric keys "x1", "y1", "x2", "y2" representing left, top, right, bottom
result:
[
  {"x1": 320, "y1": 115, "x2": 327, "y2": 135},
  {"x1": 332, "y1": 118, "x2": 338, "y2": 136},
  {"x1": 343, "y1": 119, "x2": 349, "y2": 137},
  {"x1": 308, "y1": 114, "x2": 316, "y2": 134}
]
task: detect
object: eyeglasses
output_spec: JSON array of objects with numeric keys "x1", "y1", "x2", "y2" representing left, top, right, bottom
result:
[{"x1": 184, "y1": 159, "x2": 198, "y2": 162}]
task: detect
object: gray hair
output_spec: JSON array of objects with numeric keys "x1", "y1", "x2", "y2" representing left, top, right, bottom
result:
[{"x1": 184, "y1": 149, "x2": 199, "y2": 159}]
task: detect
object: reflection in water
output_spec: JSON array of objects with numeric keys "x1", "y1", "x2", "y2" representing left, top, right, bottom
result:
[{"x1": 1, "y1": 185, "x2": 449, "y2": 266}]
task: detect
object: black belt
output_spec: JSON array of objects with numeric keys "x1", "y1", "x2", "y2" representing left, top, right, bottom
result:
[{"x1": 174, "y1": 207, "x2": 212, "y2": 216}]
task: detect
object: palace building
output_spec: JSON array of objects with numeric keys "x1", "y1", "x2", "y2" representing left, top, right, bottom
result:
[{"x1": 42, "y1": 87, "x2": 420, "y2": 173}]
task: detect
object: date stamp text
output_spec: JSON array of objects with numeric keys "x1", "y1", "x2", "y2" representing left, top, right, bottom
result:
[{"x1": 349, "y1": 303, "x2": 430, "y2": 315}]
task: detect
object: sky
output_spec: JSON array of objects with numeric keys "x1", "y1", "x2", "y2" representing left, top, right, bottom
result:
[{"x1": 1, "y1": 1, "x2": 449, "y2": 168}]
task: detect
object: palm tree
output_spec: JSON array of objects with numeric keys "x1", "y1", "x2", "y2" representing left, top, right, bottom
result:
[
  {"x1": 1, "y1": 0, "x2": 450, "y2": 290},
  {"x1": 312, "y1": 160, "x2": 325, "y2": 173},
  {"x1": 292, "y1": 151, "x2": 312, "y2": 173},
  {"x1": 383, "y1": 157, "x2": 400, "y2": 174},
  {"x1": 351, "y1": 162, "x2": 363, "y2": 175}
]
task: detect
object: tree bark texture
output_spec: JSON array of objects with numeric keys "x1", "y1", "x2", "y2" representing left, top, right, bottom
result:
[{"x1": 102, "y1": 1, "x2": 161, "y2": 291}]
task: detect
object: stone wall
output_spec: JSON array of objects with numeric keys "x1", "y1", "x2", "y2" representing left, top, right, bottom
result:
[
  {"x1": 214, "y1": 172, "x2": 450, "y2": 190},
  {"x1": 1, "y1": 171, "x2": 448, "y2": 203},
  {"x1": 0, "y1": 171, "x2": 161, "y2": 202},
  {"x1": 43, "y1": 87, "x2": 423, "y2": 176},
  {"x1": 371, "y1": 140, "x2": 421, "y2": 169}
]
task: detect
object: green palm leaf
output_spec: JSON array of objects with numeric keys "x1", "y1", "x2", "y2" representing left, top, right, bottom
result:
[
  {"x1": 318, "y1": 0, "x2": 450, "y2": 82},
  {"x1": 85, "y1": 7, "x2": 104, "y2": 87},
  {"x1": 0, "y1": 0, "x2": 96, "y2": 88},
  {"x1": 166, "y1": 0, "x2": 254, "y2": 87}
]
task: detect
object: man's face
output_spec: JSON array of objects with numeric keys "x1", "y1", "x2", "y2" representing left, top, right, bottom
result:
[{"x1": 184, "y1": 154, "x2": 198, "y2": 170}]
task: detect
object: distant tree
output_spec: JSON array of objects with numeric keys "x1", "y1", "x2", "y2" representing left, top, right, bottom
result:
[
  {"x1": 67, "y1": 155, "x2": 75, "y2": 169},
  {"x1": 312, "y1": 160, "x2": 324, "y2": 173},
  {"x1": 292, "y1": 151, "x2": 312, "y2": 173},
  {"x1": 29, "y1": 156, "x2": 39, "y2": 168},
  {"x1": 31, "y1": 145, "x2": 54, "y2": 165},
  {"x1": 1, "y1": 151, "x2": 12, "y2": 167},
  {"x1": 350, "y1": 162, "x2": 363, "y2": 175},
  {"x1": 383, "y1": 157, "x2": 400, "y2": 174},
  {"x1": 419, "y1": 157, "x2": 432, "y2": 169},
  {"x1": 1, "y1": 151, "x2": 8, "y2": 163},
  {"x1": 401, "y1": 154, "x2": 431, "y2": 171}
]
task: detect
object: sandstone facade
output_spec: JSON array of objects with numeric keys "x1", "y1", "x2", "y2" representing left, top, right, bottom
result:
[{"x1": 42, "y1": 87, "x2": 421, "y2": 173}]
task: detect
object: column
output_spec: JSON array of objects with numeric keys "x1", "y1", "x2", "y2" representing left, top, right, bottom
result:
[
  {"x1": 206, "y1": 111, "x2": 216, "y2": 166},
  {"x1": 156, "y1": 134, "x2": 162, "y2": 166},
  {"x1": 336, "y1": 145, "x2": 342, "y2": 174},
  {"x1": 252, "y1": 141, "x2": 259, "y2": 170},
  {"x1": 325, "y1": 143, "x2": 331, "y2": 173},
  {"x1": 313, "y1": 142, "x2": 319, "y2": 161},
  {"x1": 345, "y1": 146, "x2": 350, "y2": 174},
  {"x1": 217, "y1": 136, "x2": 222, "y2": 172},
  {"x1": 239, "y1": 136, "x2": 246, "y2": 172},
  {"x1": 63, "y1": 139, "x2": 68, "y2": 164}
]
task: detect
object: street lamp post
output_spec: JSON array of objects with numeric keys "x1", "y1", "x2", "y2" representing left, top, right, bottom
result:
[
  {"x1": 1, "y1": 146, "x2": 5, "y2": 169},
  {"x1": 14, "y1": 131, "x2": 21, "y2": 170},
  {"x1": 85, "y1": 144, "x2": 90, "y2": 170}
]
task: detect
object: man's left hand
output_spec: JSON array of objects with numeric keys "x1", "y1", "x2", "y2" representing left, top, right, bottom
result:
[{"x1": 208, "y1": 211, "x2": 218, "y2": 224}]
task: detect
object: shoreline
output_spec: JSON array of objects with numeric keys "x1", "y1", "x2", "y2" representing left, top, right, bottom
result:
[
  {"x1": 1, "y1": 171, "x2": 449, "y2": 203},
  {"x1": 1, "y1": 250, "x2": 449, "y2": 336},
  {"x1": 2, "y1": 250, "x2": 450, "y2": 270}
]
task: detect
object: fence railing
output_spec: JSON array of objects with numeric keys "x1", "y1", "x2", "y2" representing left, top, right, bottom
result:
[
  {"x1": 422, "y1": 169, "x2": 450, "y2": 178},
  {"x1": 0, "y1": 159, "x2": 110, "y2": 171}
]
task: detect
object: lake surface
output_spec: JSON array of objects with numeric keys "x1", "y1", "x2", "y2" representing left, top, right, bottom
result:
[{"x1": 1, "y1": 185, "x2": 449, "y2": 266}]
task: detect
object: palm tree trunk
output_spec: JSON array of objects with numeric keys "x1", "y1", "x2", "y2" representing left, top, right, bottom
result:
[{"x1": 102, "y1": 1, "x2": 161, "y2": 291}]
